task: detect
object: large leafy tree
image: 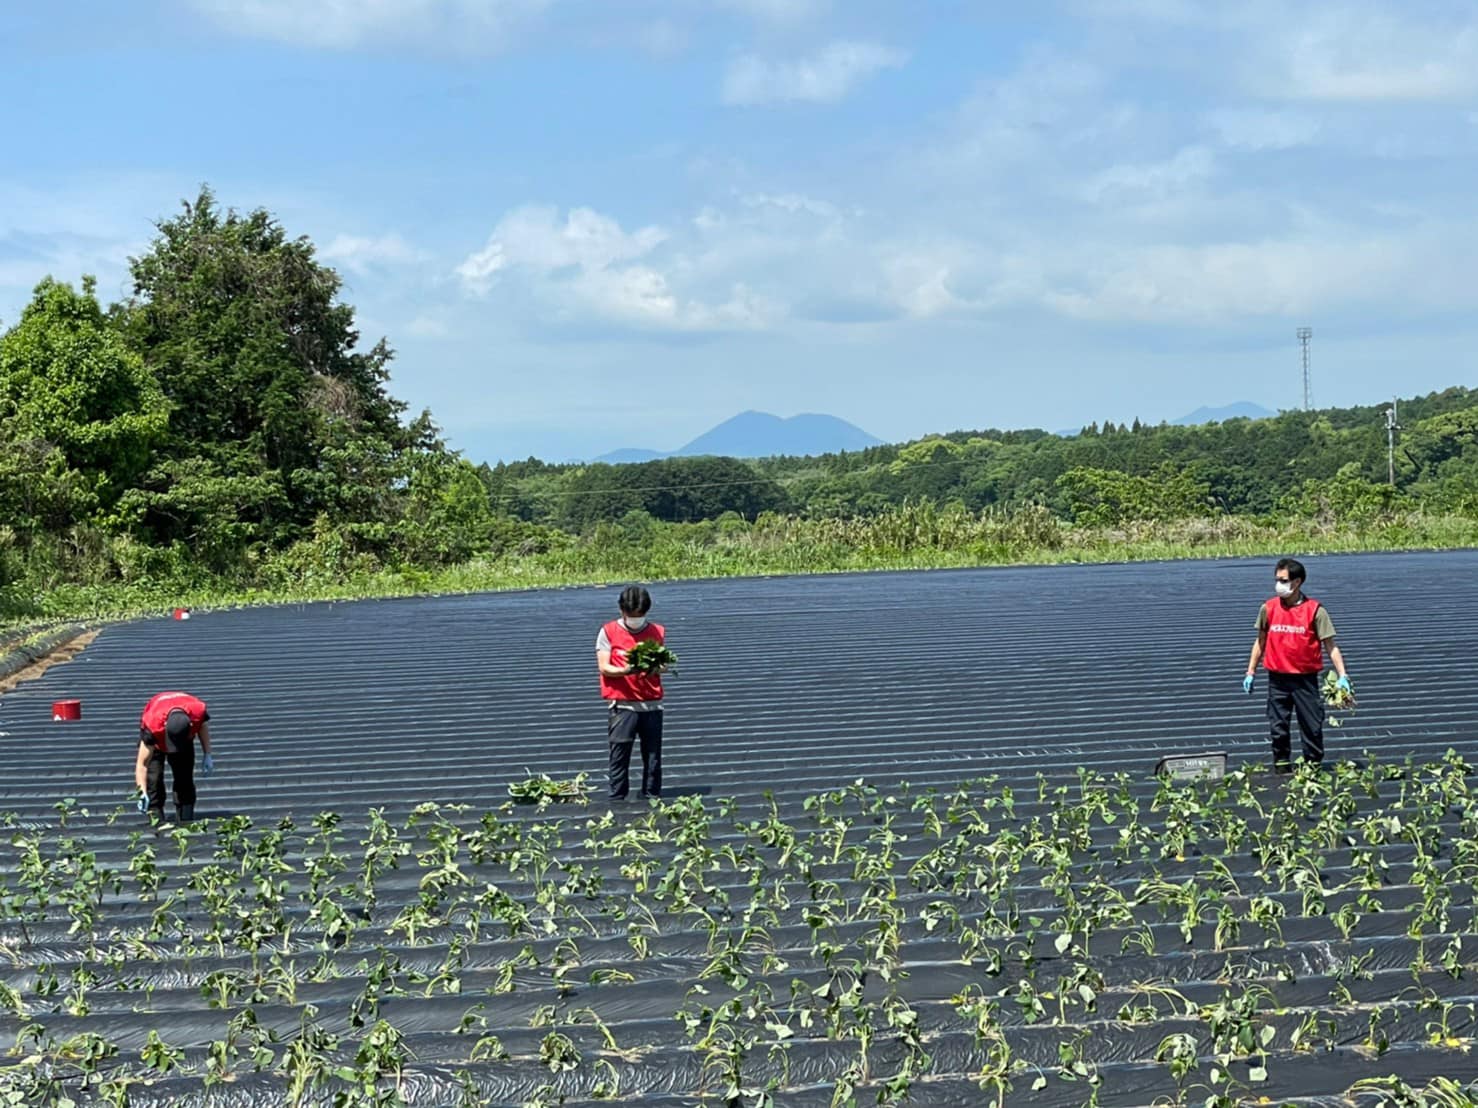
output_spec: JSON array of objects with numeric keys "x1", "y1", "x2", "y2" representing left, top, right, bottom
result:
[
  {"x1": 559, "y1": 455, "x2": 789, "y2": 529},
  {"x1": 119, "y1": 187, "x2": 409, "y2": 554},
  {"x1": 0, "y1": 277, "x2": 167, "y2": 533}
]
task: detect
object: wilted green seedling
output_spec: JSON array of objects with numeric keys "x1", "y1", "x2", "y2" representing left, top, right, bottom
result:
[{"x1": 508, "y1": 771, "x2": 591, "y2": 807}]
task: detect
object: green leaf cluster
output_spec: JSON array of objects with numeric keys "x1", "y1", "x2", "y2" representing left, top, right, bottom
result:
[{"x1": 625, "y1": 638, "x2": 678, "y2": 675}]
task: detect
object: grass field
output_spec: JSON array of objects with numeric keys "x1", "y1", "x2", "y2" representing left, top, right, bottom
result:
[{"x1": 4, "y1": 508, "x2": 1474, "y2": 632}]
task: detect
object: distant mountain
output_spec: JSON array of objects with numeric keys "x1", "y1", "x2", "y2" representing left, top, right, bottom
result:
[
  {"x1": 595, "y1": 448, "x2": 664, "y2": 464},
  {"x1": 1172, "y1": 401, "x2": 1276, "y2": 425},
  {"x1": 677, "y1": 411, "x2": 882, "y2": 457},
  {"x1": 595, "y1": 411, "x2": 882, "y2": 463}
]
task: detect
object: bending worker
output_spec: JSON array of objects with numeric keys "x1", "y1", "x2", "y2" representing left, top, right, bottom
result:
[
  {"x1": 596, "y1": 586, "x2": 666, "y2": 802},
  {"x1": 1243, "y1": 558, "x2": 1351, "y2": 773},
  {"x1": 135, "y1": 691, "x2": 215, "y2": 823}
]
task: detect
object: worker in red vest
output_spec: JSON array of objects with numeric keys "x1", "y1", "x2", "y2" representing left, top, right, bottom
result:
[
  {"x1": 1243, "y1": 558, "x2": 1350, "y2": 773},
  {"x1": 134, "y1": 691, "x2": 215, "y2": 823},
  {"x1": 596, "y1": 585, "x2": 666, "y2": 802}
]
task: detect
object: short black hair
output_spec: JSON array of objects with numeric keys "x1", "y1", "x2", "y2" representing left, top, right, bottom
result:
[
  {"x1": 1276, "y1": 557, "x2": 1306, "y2": 583},
  {"x1": 619, "y1": 585, "x2": 652, "y2": 616},
  {"x1": 164, "y1": 708, "x2": 192, "y2": 742}
]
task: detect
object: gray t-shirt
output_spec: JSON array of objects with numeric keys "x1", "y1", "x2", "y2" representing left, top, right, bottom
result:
[{"x1": 596, "y1": 626, "x2": 662, "y2": 711}]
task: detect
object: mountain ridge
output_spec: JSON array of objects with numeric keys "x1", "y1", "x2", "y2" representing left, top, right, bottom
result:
[
  {"x1": 1171, "y1": 401, "x2": 1277, "y2": 425},
  {"x1": 595, "y1": 410, "x2": 882, "y2": 463}
]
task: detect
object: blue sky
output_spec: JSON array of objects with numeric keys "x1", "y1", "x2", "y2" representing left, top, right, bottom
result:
[{"x1": 3, "y1": 1, "x2": 1477, "y2": 462}]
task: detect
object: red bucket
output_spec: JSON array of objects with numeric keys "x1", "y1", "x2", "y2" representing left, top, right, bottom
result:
[
  {"x1": 172, "y1": 608, "x2": 191, "y2": 621},
  {"x1": 52, "y1": 699, "x2": 82, "y2": 721}
]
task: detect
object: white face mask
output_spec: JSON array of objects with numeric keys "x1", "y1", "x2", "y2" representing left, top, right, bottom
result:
[
  {"x1": 1274, "y1": 581, "x2": 1295, "y2": 598},
  {"x1": 623, "y1": 616, "x2": 648, "y2": 631}
]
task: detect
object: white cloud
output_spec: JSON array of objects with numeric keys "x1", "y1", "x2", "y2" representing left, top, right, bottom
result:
[
  {"x1": 715, "y1": 0, "x2": 828, "y2": 22},
  {"x1": 885, "y1": 253, "x2": 972, "y2": 319},
  {"x1": 405, "y1": 313, "x2": 451, "y2": 338},
  {"x1": 569, "y1": 267, "x2": 770, "y2": 329},
  {"x1": 188, "y1": 0, "x2": 551, "y2": 50},
  {"x1": 456, "y1": 206, "x2": 666, "y2": 293},
  {"x1": 435, "y1": 5, "x2": 1478, "y2": 342},
  {"x1": 634, "y1": 19, "x2": 689, "y2": 57},
  {"x1": 1271, "y1": 9, "x2": 1478, "y2": 102},
  {"x1": 1097, "y1": 0, "x2": 1478, "y2": 103},
  {"x1": 740, "y1": 192, "x2": 845, "y2": 220},
  {"x1": 1082, "y1": 146, "x2": 1216, "y2": 203},
  {"x1": 938, "y1": 54, "x2": 1106, "y2": 173},
  {"x1": 723, "y1": 41, "x2": 907, "y2": 106},
  {"x1": 457, "y1": 204, "x2": 774, "y2": 332},
  {"x1": 319, "y1": 233, "x2": 424, "y2": 275},
  {"x1": 1208, "y1": 109, "x2": 1321, "y2": 151},
  {"x1": 1038, "y1": 229, "x2": 1474, "y2": 324}
]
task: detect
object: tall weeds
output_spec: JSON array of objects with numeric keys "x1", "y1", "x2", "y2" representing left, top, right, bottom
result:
[{"x1": 3, "y1": 502, "x2": 1475, "y2": 628}]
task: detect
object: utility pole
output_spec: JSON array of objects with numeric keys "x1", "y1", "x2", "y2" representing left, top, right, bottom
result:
[
  {"x1": 1296, "y1": 327, "x2": 1313, "y2": 411},
  {"x1": 1385, "y1": 397, "x2": 1400, "y2": 486}
]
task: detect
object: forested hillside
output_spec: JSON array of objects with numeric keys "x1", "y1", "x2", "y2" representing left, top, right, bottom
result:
[
  {"x1": 489, "y1": 388, "x2": 1478, "y2": 526},
  {"x1": 3, "y1": 191, "x2": 1475, "y2": 624}
]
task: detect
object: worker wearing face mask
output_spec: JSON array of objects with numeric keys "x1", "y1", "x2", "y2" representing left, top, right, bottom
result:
[
  {"x1": 596, "y1": 585, "x2": 666, "y2": 802},
  {"x1": 1243, "y1": 558, "x2": 1351, "y2": 773}
]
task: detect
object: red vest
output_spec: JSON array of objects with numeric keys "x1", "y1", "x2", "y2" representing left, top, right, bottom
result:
[
  {"x1": 1261, "y1": 597, "x2": 1324, "y2": 674},
  {"x1": 140, "y1": 692, "x2": 209, "y2": 750},
  {"x1": 600, "y1": 620, "x2": 665, "y2": 702}
]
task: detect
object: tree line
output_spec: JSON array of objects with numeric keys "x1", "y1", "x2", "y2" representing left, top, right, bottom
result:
[{"x1": 491, "y1": 389, "x2": 1478, "y2": 529}]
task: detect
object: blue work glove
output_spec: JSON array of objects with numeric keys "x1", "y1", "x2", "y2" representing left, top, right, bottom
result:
[
  {"x1": 136, "y1": 791, "x2": 149, "y2": 814},
  {"x1": 1242, "y1": 674, "x2": 1255, "y2": 695},
  {"x1": 201, "y1": 754, "x2": 215, "y2": 778},
  {"x1": 1335, "y1": 675, "x2": 1351, "y2": 693}
]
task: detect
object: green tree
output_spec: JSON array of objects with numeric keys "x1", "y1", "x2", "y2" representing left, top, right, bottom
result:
[
  {"x1": 1282, "y1": 461, "x2": 1401, "y2": 522},
  {"x1": 395, "y1": 449, "x2": 499, "y2": 565},
  {"x1": 1055, "y1": 464, "x2": 1215, "y2": 525},
  {"x1": 118, "y1": 187, "x2": 408, "y2": 557},
  {"x1": 0, "y1": 277, "x2": 167, "y2": 532},
  {"x1": 559, "y1": 456, "x2": 788, "y2": 528}
]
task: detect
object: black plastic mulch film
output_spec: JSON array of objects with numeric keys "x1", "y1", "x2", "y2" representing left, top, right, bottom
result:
[{"x1": 1, "y1": 552, "x2": 1476, "y2": 1106}]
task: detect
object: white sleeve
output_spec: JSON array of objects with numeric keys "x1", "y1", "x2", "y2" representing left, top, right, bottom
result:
[{"x1": 596, "y1": 627, "x2": 611, "y2": 653}]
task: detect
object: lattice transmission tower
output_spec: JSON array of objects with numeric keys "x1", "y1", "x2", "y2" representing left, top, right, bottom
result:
[{"x1": 1296, "y1": 327, "x2": 1312, "y2": 411}]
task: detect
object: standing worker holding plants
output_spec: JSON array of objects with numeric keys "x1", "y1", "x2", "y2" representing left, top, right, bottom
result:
[
  {"x1": 1243, "y1": 558, "x2": 1351, "y2": 773},
  {"x1": 596, "y1": 586, "x2": 673, "y2": 803},
  {"x1": 134, "y1": 691, "x2": 216, "y2": 824}
]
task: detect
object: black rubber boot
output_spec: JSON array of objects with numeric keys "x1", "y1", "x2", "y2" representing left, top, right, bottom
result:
[{"x1": 177, "y1": 804, "x2": 195, "y2": 824}]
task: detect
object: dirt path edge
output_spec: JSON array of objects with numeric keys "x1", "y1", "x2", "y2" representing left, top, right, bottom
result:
[{"x1": 0, "y1": 624, "x2": 99, "y2": 693}]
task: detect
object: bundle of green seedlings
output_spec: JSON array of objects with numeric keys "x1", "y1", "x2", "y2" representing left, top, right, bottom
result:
[
  {"x1": 624, "y1": 638, "x2": 678, "y2": 675},
  {"x1": 1321, "y1": 669, "x2": 1357, "y2": 724},
  {"x1": 506, "y1": 771, "x2": 591, "y2": 805}
]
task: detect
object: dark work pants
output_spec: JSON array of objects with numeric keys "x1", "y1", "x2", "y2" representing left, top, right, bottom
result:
[
  {"x1": 141, "y1": 734, "x2": 196, "y2": 814},
  {"x1": 608, "y1": 707, "x2": 662, "y2": 799},
  {"x1": 1266, "y1": 672, "x2": 1325, "y2": 766}
]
